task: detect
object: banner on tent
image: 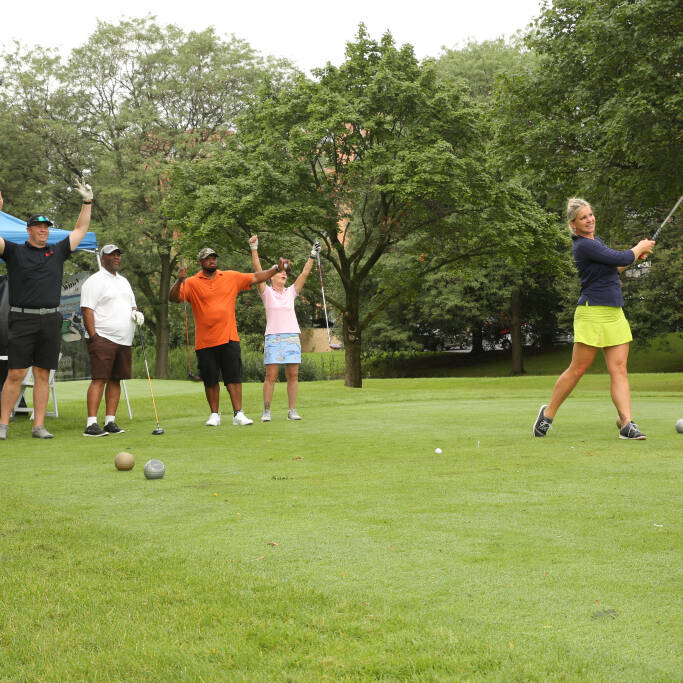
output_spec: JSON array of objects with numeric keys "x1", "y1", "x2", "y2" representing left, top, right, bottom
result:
[{"x1": 57, "y1": 271, "x2": 92, "y2": 381}]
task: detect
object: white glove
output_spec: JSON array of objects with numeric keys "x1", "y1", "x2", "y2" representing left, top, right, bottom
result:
[
  {"x1": 310, "y1": 239, "x2": 321, "y2": 259},
  {"x1": 74, "y1": 177, "x2": 93, "y2": 203},
  {"x1": 131, "y1": 310, "x2": 144, "y2": 325},
  {"x1": 249, "y1": 236, "x2": 258, "y2": 251}
]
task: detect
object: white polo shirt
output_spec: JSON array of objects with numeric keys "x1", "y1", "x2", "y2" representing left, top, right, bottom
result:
[{"x1": 80, "y1": 268, "x2": 137, "y2": 346}]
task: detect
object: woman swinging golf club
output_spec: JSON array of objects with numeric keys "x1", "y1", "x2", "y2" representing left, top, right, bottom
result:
[
  {"x1": 533, "y1": 198, "x2": 655, "y2": 440},
  {"x1": 249, "y1": 235, "x2": 319, "y2": 421}
]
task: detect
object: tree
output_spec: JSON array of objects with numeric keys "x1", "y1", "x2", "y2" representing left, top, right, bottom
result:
[
  {"x1": 494, "y1": 0, "x2": 682, "y2": 345},
  {"x1": 495, "y1": 0, "x2": 682, "y2": 232},
  {"x1": 169, "y1": 26, "x2": 554, "y2": 386},
  {"x1": 0, "y1": 17, "x2": 293, "y2": 376}
]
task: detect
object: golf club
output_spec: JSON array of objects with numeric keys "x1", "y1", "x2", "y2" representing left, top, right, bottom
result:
[
  {"x1": 137, "y1": 323, "x2": 164, "y2": 435},
  {"x1": 180, "y1": 258, "x2": 202, "y2": 382},
  {"x1": 651, "y1": 192, "x2": 683, "y2": 241},
  {"x1": 316, "y1": 253, "x2": 343, "y2": 350}
]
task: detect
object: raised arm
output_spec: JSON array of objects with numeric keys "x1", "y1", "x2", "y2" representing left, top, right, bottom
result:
[
  {"x1": 68, "y1": 178, "x2": 93, "y2": 251},
  {"x1": 249, "y1": 235, "x2": 266, "y2": 294},
  {"x1": 252, "y1": 258, "x2": 291, "y2": 285},
  {"x1": 294, "y1": 240, "x2": 320, "y2": 293},
  {"x1": 169, "y1": 261, "x2": 188, "y2": 303}
]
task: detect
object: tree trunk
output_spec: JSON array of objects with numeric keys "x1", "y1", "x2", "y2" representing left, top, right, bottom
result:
[
  {"x1": 470, "y1": 323, "x2": 484, "y2": 356},
  {"x1": 510, "y1": 287, "x2": 525, "y2": 375},
  {"x1": 154, "y1": 251, "x2": 172, "y2": 378},
  {"x1": 343, "y1": 297, "x2": 362, "y2": 388}
]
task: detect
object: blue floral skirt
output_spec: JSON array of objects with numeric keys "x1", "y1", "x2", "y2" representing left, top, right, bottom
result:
[{"x1": 264, "y1": 333, "x2": 301, "y2": 365}]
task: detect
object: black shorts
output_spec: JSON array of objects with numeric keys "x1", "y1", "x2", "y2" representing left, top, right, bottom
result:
[
  {"x1": 7, "y1": 311, "x2": 62, "y2": 370},
  {"x1": 87, "y1": 335, "x2": 132, "y2": 380},
  {"x1": 196, "y1": 341, "x2": 242, "y2": 387}
]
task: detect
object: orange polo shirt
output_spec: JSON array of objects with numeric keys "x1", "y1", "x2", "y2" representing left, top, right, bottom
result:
[{"x1": 180, "y1": 270, "x2": 253, "y2": 350}]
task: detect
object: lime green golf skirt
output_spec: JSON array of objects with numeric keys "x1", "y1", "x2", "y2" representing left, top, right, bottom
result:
[{"x1": 573, "y1": 304, "x2": 632, "y2": 348}]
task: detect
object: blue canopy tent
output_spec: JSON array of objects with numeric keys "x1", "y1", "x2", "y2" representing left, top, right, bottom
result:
[{"x1": 0, "y1": 210, "x2": 98, "y2": 251}]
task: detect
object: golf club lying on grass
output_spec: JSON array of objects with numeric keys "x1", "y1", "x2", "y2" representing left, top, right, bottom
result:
[
  {"x1": 137, "y1": 323, "x2": 164, "y2": 435},
  {"x1": 316, "y1": 251, "x2": 342, "y2": 350},
  {"x1": 180, "y1": 258, "x2": 202, "y2": 382}
]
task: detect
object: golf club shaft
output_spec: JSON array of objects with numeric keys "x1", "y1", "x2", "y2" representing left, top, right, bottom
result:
[
  {"x1": 652, "y1": 192, "x2": 683, "y2": 241},
  {"x1": 181, "y1": 258, "x2": 193, "y2": 375},
  {"x1": 182, "y1": 299, "x2": 193, "y2": 373},
  {"x1": 316, "y1": 254, "x2": 333, "y2": 344},
  {"x1": 137, "y1": 324, "x2": 161, "y2": 427}
]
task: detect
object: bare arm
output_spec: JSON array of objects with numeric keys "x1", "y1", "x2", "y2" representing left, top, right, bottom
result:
[
  {"x1": 252, "y1": 264, "x2": 281, "y2": 285},
  {"x1": 69, "y1": 202, "x2": 92, "y2": 251},
  {"x1": 249, "y1": 235, "x2": 266, "y2": 294},
  {"x1": 69, "y1": 179, "x2": 93, "y2": 251},
  {"x1": 295, "y1": 240, "x2": 320, "y2": 293},
  {"x1": 81, "y1": 307, "x2": 98, "y2": 340},
  {"x1": 169, "y1": 263, "x2": 188, "y2": 303},
  {"x1": 294, "y1": 256, "x2": 315, "y2": 293}
]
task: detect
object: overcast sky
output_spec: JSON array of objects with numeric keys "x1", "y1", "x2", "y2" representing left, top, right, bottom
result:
[{"x1": 2, "y1": 0, "x2": 544, "y2": 73}]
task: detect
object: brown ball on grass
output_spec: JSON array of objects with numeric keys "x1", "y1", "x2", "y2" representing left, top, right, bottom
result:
[{"x1": 114, "y1": 451, "x2": 135, "y2": 471}]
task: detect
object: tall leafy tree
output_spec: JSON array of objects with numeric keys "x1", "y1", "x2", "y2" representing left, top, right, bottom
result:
[
  {"x1": 0, "y1": 17, "x2": 293, "y2": 376},
  {"x1": 494, "y1": 0, "x2": 682, "y2": 343},
  {"x1": 169, "y1": 27, "x2": 554, "y2": 386},
  {"x1": 495, "y1": 0, "x2": 682, "y2": 231}
]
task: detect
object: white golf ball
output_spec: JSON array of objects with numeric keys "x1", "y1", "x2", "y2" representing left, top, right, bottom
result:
[
  {"x1": 435, "y1": 448, "x2": 442, "y2": 454},
  {"x1": 676, "y1": 418, "x2": 683, "y2": 434}
]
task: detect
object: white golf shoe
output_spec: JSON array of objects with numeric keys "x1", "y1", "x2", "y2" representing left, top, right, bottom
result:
[
  {"x1": 205, "y1": 412, "x2": 221, "y2": 426},
  {"x1": 232, "y1": 410, "x2": 254, "y2": 426},
  {"x1": 287, "y1": 409, "x2": 302, "y2": 421},
  {"x1": 261, "y1": 409, "x2": 271, "y2": 422}
]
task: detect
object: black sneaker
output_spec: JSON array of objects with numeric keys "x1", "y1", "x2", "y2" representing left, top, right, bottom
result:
[
  {"x1": 618, "y1": 421, "x2": 646, "y2": 440},
  {"x1": 83, "y1": 423, "x2": 108, "y2": 437},
  {"x1": 104, "y1": 421, "x2": 125, "y2": 434},
  {"x1": 533, "y1": 404, "x2": 553, "y2": 437}
]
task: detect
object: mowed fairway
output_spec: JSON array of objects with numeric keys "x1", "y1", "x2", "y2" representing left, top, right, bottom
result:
[{"x1": 1, "y1": 375, "x2": 681, "y2": 681}]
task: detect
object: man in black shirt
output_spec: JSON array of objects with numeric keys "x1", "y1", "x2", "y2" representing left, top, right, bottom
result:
[{"x1": 0, "y1": 180, "x2": 93, "y2": 439}]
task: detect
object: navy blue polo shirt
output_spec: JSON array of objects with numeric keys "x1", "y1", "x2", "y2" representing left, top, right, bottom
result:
[
  {"x1": 572, "y1": 234, "x2": 634, "y2": 307},
  {"x1": 1, "y1": 237, "x2": 72, "y2": 308}
]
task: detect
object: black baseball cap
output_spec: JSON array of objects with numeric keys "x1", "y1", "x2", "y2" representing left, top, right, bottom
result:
[{"x1": 27, "y1": 214, "x2": 54, "y2": 227}]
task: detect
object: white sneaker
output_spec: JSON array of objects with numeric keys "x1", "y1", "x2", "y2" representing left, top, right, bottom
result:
[
  {"x1": 287, "y1": 409, "x2": 302, "y2": 421},
  {"x1": 232, "y1": 411, "x2": 254, "y2": 426},
  {"x1": 205, "y1": 412, "x2": 221, "y2": 426},
  {"x1": 261, "y1": 409, "x2": 271, "y2": 422}
]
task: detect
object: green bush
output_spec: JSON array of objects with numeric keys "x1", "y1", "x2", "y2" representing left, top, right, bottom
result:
[{"x1": 133, "y1": 345, "x2": 324, "y2": 381}]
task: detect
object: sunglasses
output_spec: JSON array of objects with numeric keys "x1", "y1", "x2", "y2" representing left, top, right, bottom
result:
[{"x1": 29, "y1": 218, "x2": 51, "y2": 226}]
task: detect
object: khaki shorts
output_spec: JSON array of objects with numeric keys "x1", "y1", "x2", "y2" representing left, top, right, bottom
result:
[{"x1": 87, "y1": 335, "x2": 132, "y2": 380}]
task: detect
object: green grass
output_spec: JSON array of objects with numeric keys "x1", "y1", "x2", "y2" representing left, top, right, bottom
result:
[
  {"x1": 361, "y1": 332, "x2": 683, "y2": 378},
  {"x1": 1, "y1": 376, "x2": 681, "y2": 681}
]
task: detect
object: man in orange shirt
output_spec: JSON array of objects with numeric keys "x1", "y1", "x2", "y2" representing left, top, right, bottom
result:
[{"x1": 170, "y1": 247, "x2": 290, "y2": 426}]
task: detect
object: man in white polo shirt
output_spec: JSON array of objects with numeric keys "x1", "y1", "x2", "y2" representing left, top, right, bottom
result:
[{"x1": 80, "y1": 244, "x2": 143, "y2": 436}]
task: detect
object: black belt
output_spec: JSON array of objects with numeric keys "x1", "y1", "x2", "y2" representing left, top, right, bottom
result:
[{"x1": 10, "y1": 306, "x2": 59, "y2": 315}]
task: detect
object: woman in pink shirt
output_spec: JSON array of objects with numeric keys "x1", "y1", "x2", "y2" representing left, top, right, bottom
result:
[{"x1": 249, "y1": 235, "x2": 320, "y2": 421}]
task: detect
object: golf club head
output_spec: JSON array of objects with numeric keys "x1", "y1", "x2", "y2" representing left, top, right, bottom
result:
[
  {"x1": 188, "y1": 372, "x2": 202, "y2": 382},
  {"x1": 152, "y1": 426, "x2": 164, "y2": 435},
  {"x1": 330, "y1": 343, "x2": 343, "y2": 350}
]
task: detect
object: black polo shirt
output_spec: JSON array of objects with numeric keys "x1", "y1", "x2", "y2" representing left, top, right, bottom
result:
[{"x1": 1, "y1": 237, "x2": 72, "y2": 308}]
